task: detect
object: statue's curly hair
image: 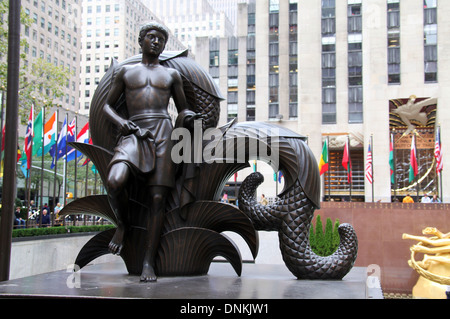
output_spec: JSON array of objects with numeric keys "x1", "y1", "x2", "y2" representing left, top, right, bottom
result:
[{"x1": 138, "y1": 21, "x2": 169, "y2": 45}]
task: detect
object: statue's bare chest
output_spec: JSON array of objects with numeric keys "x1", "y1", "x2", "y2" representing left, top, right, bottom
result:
[{"x1": 124, "y1": 65, "x2": 172, "y2": 91}]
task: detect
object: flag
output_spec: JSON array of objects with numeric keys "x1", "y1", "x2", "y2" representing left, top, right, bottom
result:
[
  {"x1": 435, "y1": 126, "x2": 443, "y2": 175},
  {"x1": 342, "y1": 139, "x2": 352, "y2": 184},
  {"x1": 55, "y1": 116, "x2": 68, "y2": 161},
  {"x1": 66, "y1": 119, "x2": 84, "y2": 162},
  {"x1": 40, "y1": 111, "x2": 57, "y2": 156},
  {"x1": 82, "y1": 137, "x2": 93, "y2": 166},
  {"x1": 365, "y1": 143, "x2": 373, "y2": 184},
  {"x1": 32, "y1": 109, "x2": 43, "y2": 156},
  {"x1": 389, "y1": 134, "x2": 395, "y2": 184},
  {"x1": 409, "y1": 135, "x2": 418, "y2": 183},
  {"x1": 17, "y1": 146, "x2": 21, "y2": 162},
  {"x1": 20, "y1": 160, "x2": 29, "y2": 178},
  {"x1": 50, "y1": 140, "x2": 58, "y2": 169},
  {"x1": 319, "y1": 140, "x2": 329, "y2": 176},
  {"x1": 77, "y1": 122, "x2": 90, "y2": 144},
  {"x1": 24, "y1": 106, "x2": 34, "y2": 169},
  {"x1": 278, "y1": 171, "x2": 283, "y2": 183}
]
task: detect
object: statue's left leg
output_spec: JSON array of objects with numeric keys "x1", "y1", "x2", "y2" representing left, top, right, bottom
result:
[{"x1": 140, "y1": 185, "x2": 169, "y2": 282}]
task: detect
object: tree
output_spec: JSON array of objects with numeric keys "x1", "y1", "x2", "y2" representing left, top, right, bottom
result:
[
  {"x1": 0, "y1": 2, "x2": 71, "y2": 123},
  {"x1": 309, "y1": 215, "x2": 341, "y2": 256}
]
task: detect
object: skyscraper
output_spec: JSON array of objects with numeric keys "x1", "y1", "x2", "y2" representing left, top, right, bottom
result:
[
  {"x1": 141, "y1": 0, "x2": 235, "y2": 53},
  {"x1": 79, "y1": 0, "x2": 185, "y2": 116},
  {"x1": 195, "y1": 0, "x2": 450, "y2": 203},
  {"x1": 21, "y1": 0, "x2": 82, "y2": 113}
]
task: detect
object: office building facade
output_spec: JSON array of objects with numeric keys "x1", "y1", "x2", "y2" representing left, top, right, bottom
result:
[
  {"x1": 22, "y1": 0, "x2": 82, "y2": 113},
  {"x1": 141, "y1": 0, "x2": 235, "y2": 53},
  {"x1": 196, "y1": 0, "x2": 450, "y2": 203},
  {"x1": 79, "y1": 0, "x2": 185, "y2": 116}
]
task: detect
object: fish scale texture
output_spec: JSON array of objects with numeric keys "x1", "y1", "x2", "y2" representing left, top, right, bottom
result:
[{"x1": 239, "y1": 172, "x2": 358, "y2": 279}]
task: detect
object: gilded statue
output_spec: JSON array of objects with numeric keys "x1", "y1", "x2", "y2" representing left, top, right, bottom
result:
[{"x1": 403, "y1": 227, "x2": 450, "y2": 299}]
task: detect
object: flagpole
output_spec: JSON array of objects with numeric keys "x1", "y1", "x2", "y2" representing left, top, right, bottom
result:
[
  {"x1": 40, "y1": 106, "x2": 45, "y2": 225},
  {"x1": 327, "y1": 136, "x2": 330, "y2": 201},
  {"x1": 414, "y1": 132, "x2": 419, "y2": 202},
  {"x1": 392, "y1": 131, "x2": 397, "y2": 200},
  {"x1": 63, "y1": 113, "x2": 68, "y2": 208},
  {"x1": 27, "y1": 104, "x2": 34, "y2": 218},
  {"x1": 348, "y1": 135, "x2": 352, "y2": 202},
  {"x1": 371, "y1": 135, "x2": 374, "y2": 202},
  {"x1": 437, "y1": 124, "x2": 443, "y2": 202},
  {"x1": 52, "y1": 109, "x2": 59, "y2": 226},
  {"x1": 74, "y1": 115, "x2": 78, "y2": 202}
]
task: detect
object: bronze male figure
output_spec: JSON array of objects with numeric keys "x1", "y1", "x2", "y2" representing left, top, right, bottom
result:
[{"x1": 103, "y1": 22, "x2": 197, "y2": 282}]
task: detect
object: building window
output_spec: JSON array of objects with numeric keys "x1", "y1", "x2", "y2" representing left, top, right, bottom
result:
[
  {"x1": 268, "y1": 0, "x2": 279, "y2": 120},
  {"x1": 322, "y1": 0, "x2": 336, "y2": 124},
  {"x1": 388, "y1": 0, "x2": 400, "y2": 84},
  {"x1": 348, "y1": 0, "x2": 363, "y2": 124},
  {"x1": 227, "y1": 104, "x2": 238, "y2": 122},
  {"x1": 424, "y1": 0, "x2": 438, "y2": 83},
  {"x1": 289, "y1": 0, "x2": 298, "y2": 120}
]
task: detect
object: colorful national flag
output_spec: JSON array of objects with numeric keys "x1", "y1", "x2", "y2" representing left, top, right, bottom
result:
[
  {"x1": 365, "y1": 142, "x2": 373, "y2": 184},
  {"x1": 66, "y1": 119, "x2": 86, "y2": 162},
  {"x1": 435, "y1": 126, "x2": 443, "y2": 175},
  {"x1": 55, "y1": 116, "x2": 68, "y2": 161},
  {"x1": 409, "y1": 135, "x2": 418, "y2": 183},
  {"x1": 32, "y1": 109, "x2": 43, "y2": 156},
  {"x1": 24, "y1": 106, "x2": 34, "y2": 170},
  {"x1": 40, "y1": 111, "x2": 57, "y2": 156},
  {"x1": 77, "y1": 122, "x2": 90, "y2": 144},
  {"x1": 389, "y1": 134, "x2": 395, "y2": 184},
  {"x1": 342, "y1": 139, "x2": 352, "y2": 184},
  {"x1": 278, "y1": 171, "x2": 283, "y2": 183},
  {"x1": 82, "y1": 138, "x2": 93, "y2": 166},
  {"x1": 319, "y1": 139, "x2": 329, "y2": 176}
]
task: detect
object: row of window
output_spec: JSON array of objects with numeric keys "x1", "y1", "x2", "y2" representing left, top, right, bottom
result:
[
  {"x1": 85, "y1": 4, "x2": 120, "y2": 14},
  {"x1": 214, "y1": 1, "x2": 440, "y2": 125}
]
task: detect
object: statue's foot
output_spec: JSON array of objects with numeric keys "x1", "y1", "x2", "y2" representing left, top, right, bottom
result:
[
  {"x1": 108, "y1": 227, "x2": 124, "y2": 255},
  {"x1": 140, "y1": 263, "x2": 157, "y2": 282}
]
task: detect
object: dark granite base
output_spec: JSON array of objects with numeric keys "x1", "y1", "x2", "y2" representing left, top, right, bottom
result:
[{"x1": 0, "y1": 260, "x2": 379, "y2": 299}]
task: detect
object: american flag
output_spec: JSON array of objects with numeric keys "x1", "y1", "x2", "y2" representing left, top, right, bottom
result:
[
  {"x1": 365, "y1": 143, "x2": 373, "y2": 184},
  {"x1": 435, "y1": 126, "x2": 443, "y2": 175}
]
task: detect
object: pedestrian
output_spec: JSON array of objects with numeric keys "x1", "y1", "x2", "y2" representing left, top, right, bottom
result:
[
  {"x1": 421, "y1": 193, "x2": 431, "y2": 203},
  {"x1": 54, "y1": 202, "x2": 62, "y2": 220},
  {"x1": 40, "y1": 209, "x2": 51, "y2": 227},
  {"x1": 221, "y1": 193, "x2": 229, "y2": 203},
  {"x1": 402, "y1": 194, "x2": 414, "y2": 203},
  {"x1": 14, "y1": 207, "x2": 25, "y2": 229},
  {"x1": 259, "y1": 194, "x2": 268, "y2": 206},
  {"x1": 431, "y1": 195, "x2": 441, "y2": 203}
]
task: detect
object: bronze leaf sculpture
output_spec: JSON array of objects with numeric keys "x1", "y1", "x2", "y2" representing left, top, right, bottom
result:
[{"x1": 61, "y1": 22, "x2": 357, "y2": 282}]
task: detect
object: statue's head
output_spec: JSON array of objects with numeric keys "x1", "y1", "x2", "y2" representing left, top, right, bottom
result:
[{"x1": 138, "y1": 22, "x2": 169, "y2": 47}]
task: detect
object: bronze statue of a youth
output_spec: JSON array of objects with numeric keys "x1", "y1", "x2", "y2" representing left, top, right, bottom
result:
[{"x1": 103, "y1": 22, "x2": 198, "y2": 282}]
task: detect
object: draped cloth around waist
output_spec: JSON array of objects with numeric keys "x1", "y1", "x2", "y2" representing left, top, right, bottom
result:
[{"x1": 109, "y1": 113, "x2": 176, "y2": 188}]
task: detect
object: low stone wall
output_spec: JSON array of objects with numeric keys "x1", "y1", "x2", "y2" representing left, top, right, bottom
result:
[
  {"x1": 9, "y1": 202, "x2": 448, "y2": 294},
  {"x1": 316, "y1": 202, "x2": 450, "y2": 293},
  {"x1": 10, "y1": 233, "x2": 117, "y2": 280}
]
